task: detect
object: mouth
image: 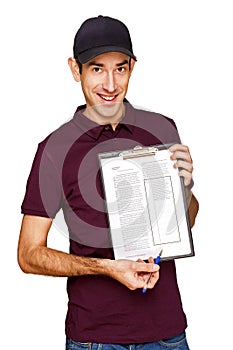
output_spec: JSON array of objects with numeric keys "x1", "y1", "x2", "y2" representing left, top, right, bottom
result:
[{"x1": 97, "y1": 94, "x2": 118, "y2": 103}]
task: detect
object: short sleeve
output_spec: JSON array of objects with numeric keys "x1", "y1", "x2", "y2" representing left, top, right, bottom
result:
[{"x1": 21, "y1": 138, "x2": 63, "y2": 218}]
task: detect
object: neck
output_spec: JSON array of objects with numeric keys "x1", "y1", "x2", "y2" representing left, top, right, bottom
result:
[{"x1": 83, "y1": 102, "x2": 125, "y2": 130}]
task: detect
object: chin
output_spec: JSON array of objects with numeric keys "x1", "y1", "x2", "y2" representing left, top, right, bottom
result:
[{"x1": 93, "y1": 102, "x2": 124, "y2": 118}]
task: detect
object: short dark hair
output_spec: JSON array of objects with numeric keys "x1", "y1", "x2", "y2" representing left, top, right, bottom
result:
[
  {"x1": 75, "y1": 57, "x2": 132, "y2": 75},
  {"x1": 75, "y1": 59, "x2": 83, "y2": 74}
]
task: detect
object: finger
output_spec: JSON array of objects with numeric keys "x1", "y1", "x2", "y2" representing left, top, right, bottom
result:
[
  {"x1": 147, "y1": 271, "x2": 160, "y2": 289},
  {"x1": 178, "y1": 169, "x2": 193, "y2": 186},
  {"x1": 136, "y1": 259, "x2": 146, "y2": 276},
  {"x1": 170, "y1": 150, "x2": 192, "y2": 163},
  {"x1": 148, "y1": 256, "x2": 155, "y2": 264},
  {"x1": 169, "y1": 144, "x2": 190, "y2": 153},
  {"x1": 173, "y1": 160, "x2": 193, "y2": 173},
  {"x1": 136, "y1": 262, "x2": 159, "y2": 273}
]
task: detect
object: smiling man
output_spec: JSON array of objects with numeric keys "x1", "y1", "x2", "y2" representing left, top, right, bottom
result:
[
  {"x1": 68, "y1": 51, "x2": 135, "y2": 126},
  {"x1": 18, "y1": 15, "x2": 198, "y2": 350}
]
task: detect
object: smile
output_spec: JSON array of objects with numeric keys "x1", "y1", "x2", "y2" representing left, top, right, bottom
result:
[{"x1": 98, "y1": 94, "x2": 117, "y2": 102}]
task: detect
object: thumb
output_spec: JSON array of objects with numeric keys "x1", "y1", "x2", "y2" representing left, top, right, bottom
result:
[{"x1": 136, "y1": 261, "x2": 159, "y2": 273}]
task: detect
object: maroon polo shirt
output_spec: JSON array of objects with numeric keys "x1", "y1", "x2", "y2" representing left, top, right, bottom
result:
[{"x1": 21, "y1": 101, "x2": 187, "y2": 343}]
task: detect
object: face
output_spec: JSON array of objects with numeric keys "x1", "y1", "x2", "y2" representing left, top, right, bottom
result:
[{"x1": 69, "y1": 52, "x2": 135, "y2": 123}]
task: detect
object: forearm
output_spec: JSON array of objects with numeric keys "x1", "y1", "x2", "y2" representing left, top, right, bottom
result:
[
  {"x1": 18, "y1": 215, "x2": 160, "y2": 290},
  {"x1": 19, "y1": 245, "x2": 110, "y2": 277},
  {"x1": 19, "y1": 245, "x2": 160, "y2": 290},
  {"x1": 186, "y1": 189, "x2": 199, "y2": 228}
]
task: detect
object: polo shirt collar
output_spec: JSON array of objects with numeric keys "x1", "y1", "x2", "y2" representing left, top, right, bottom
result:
[{"x1": 72, "y1": 100, "x2": 135, "y2": 140}]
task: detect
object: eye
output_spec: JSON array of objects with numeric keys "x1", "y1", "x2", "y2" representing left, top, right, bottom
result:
[
  {"x1": 93, "y1": 67, "x2": 102, "y2": 73},
  {"x1": 116, "y1": 67, "x2": 126, "y2": 73}
]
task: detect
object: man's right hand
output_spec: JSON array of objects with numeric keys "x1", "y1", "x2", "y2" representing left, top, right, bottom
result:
[{"x1": 106, "y1": 257, "x2": 160, "y2": 290}]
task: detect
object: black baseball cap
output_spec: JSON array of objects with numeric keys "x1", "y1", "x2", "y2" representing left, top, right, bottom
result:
[{"x1": 73, "y1": 15, "x2": 137, "y2": 64}]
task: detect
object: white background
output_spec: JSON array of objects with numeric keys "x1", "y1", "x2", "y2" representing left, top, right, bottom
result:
[{"x1": 1, "y1": 0, "x2": 232, "y2": 349}]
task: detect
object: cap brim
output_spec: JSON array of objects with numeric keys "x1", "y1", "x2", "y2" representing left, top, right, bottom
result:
[{"x1": 76, "y1": 45, "x2": 137, "y2": 64}]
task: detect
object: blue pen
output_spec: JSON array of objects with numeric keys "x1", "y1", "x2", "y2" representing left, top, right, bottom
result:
[{"x1": 142, "y1": 249, "x2": 163, "y2": 294}]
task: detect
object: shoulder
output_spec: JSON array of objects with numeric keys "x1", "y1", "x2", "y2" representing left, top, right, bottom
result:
[
  {"x1": 128, "y1": 103, "x2": 181, "y2": 144},
  {"x1": 133, "y1": 105, "x2": 177, "y2": 128},
  {"x1": 36, "y1": 117, "x2": 80, "y2": 161}
]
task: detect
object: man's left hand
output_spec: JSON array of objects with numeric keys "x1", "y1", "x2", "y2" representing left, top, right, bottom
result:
[{"x1": 169, "y1": 143, "x2": 193, "y2": 187}]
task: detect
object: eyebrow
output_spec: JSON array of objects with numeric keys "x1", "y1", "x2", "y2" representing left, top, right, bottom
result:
[
  {"x1": 116, "y1": 60, "x2": 130, "y2": 67},
  {"x1": 87, "y1": 59, "x2": 130, "y2": 67}
]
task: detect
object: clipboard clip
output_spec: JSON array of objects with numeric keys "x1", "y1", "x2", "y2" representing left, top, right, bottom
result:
[{"x1": 120, "y1": 145, "x2": 158, "y2": 160}]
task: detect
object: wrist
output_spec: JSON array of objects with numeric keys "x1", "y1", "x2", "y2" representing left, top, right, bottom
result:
[
  {"x1": 186, "y1": 178, "x2": 194, "y2": 191},
  {"x1": 185, "y1": 179, "x2": 194, "y2": 203},
  {"x1": 97, "y1": 258, "x2": 114, "y2": 277}
]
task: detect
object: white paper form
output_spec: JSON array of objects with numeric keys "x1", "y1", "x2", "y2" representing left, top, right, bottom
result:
[{"x1": 99, "y1": 145, "x2": 194, "y2": 261}]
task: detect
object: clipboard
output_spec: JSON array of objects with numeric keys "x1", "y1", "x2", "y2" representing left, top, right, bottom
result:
[{"x1": 98, "y1": 144, "x2": 195, "y2": 261}]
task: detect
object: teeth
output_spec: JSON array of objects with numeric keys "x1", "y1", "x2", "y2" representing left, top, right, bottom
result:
[{"x1": 100, "y1": 95, "x2": 115, "y2": 101}]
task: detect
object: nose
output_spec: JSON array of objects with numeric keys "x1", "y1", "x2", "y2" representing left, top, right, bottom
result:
[{"x1": 102, "y1": 72, "x2": 117, "y2": 93}]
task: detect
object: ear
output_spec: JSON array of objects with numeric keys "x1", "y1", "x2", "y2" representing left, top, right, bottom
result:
[
  {"x1": 68, "y1": 57, "x2": 81, "y2": 82},
  {"x1": 129, "y1": 58, "x2": 136, "y2": 76}
]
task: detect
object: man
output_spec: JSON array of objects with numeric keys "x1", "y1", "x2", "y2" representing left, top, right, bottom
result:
[{"x1": 18, "y1": 15, "x2": 199, "y2": 349}]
